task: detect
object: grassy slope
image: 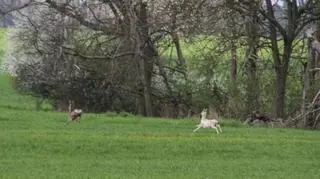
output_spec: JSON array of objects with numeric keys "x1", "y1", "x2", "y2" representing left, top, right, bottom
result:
[
  {"x1": 0, "y1": 28, "x2": 43, "y2": 111},
  {"x1": 0, "y1": 28, "x2": 7, "y2": 60},
  {"x1": 0, "y1": 74, "x2": 38, "y2": 110},
  {"x1": 0, "y1": 110, "x2": 319, "y2": 179}
]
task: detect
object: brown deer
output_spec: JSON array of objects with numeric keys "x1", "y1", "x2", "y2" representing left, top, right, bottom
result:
[{"x1": 67, "y1": 100, "x2": 82, "y2": 123}]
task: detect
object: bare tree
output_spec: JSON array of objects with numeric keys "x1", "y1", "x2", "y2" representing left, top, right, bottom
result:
[
  {"x1": 10, "y1": 0, "x2": 168, "y2": 115},
  {"x1": 8, "y1": 0, "x2": 320, "y2": 122},
  {"x1": 228, "y1": 0, "x2": 320, "y2": 119}
]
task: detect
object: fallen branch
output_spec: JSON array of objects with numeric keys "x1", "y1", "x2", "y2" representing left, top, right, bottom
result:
[
  {"x1": 312, "y1": 112, "x2": 320, "y2": 129},
  {"x1": 309, "y1": 68, "x2": 320, "y2": 72},
  {"x1": 310, "y1": 89, "x2": 320, "y2": 107},
  {"x1": 291, "y1": 107, "x2": 320, "y2": 122}
]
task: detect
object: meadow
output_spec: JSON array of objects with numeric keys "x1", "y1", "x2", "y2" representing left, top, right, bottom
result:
[
  {"x1": 0, "y1": 109, "x2": 320, "y2": 179},
  {"x1": 1, "y1": 29, "x2": 320, "y2": 179}
]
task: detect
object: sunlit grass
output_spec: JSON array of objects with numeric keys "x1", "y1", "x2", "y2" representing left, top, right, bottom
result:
[
  {"x1": 0, "y1": 74, "x2": 40, "y2": 111},
  {"x1": 0, "y1": 28, "x2": 8, "y2": 63},
  {"x1": 0, "y1": 108, "x2": 319, "y2": 179}
]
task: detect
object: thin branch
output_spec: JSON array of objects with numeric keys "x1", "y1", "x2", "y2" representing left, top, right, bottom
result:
[
  {"x1": 101, "y1": 0, "x2": 122, "y2": 24},
  {"x1": 87, "y1": 4, "x2": 107, "y2": 24},
  {"x1": 45, "y1": 0, "x2": 119, "y2": 35},
  {"x1": 62, "y1": 45, "x2": 137, "y2": 60},
  {"x1": 258, "y1": 8, "x2": 287, "y2": 38},
  {"x1": 0, "y1": 1, "x2": 36, "y2": 15}
]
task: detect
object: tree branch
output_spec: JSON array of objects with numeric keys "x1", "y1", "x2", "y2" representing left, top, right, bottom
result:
[
  {"x1": 258, "y1": 9, "x2": 287, "y2": 38},
  {"x1": 45, "y1": 0, "x2": 120, "y2": 35},
  {"x1": 0, "y1": 1, "x2": 36, "y2": 15},
  {"x1": 62, "y1": 45, "x2": 137, "y2": 60}
]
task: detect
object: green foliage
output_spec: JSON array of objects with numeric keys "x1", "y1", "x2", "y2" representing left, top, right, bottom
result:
[
  {"x1": 0, "y1": 28, "x2": 8, "y2": 64},
  {"x1": 0, "y1": 109, "x2": 319, "y2": 178},
  {"x1": 159, "y1": 36, "x2": 307, "y2": 117},
  {"x1": 0, "y1": 27, "x2": 308, "y2": 117}
]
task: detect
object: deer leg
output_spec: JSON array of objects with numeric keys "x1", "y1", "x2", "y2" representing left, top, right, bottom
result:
[
  {"x1": 193, "y1": 126, "x2": 201, "y2": 132},
  {"x1": 212, "y1": 126, "x2": 219, "y2": 134},
  {"x1": 65, "y1": 118, "x2": 72, "y2": 125},
  {"x1": 217, "y1": 124, "x2": 222, "y2": 133}
]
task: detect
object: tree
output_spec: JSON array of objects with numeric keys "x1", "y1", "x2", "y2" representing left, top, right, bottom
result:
[
  {"x1": 5, "y1": 0, "x2": 320, "y2": 124},
  {"x1": 298, "y1": 27, "x2": 320, "y2": 128},
  {"x1": 11, "y1": 0, "x2": 203, "y2": 116},
  {"x1": 228, "y1": 0, "x2": 320, "y2": 119}
]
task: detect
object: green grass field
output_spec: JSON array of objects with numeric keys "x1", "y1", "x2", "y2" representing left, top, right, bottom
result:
[
  {"x1": 0, "y1": 75, "x2": 39, "y2": 111},
  {"x1": 1, "y1": 28, "x2": 320, "y2": 179},
  {"x1": 0, "y1": 110, "x2": 319, "y2": 179}
]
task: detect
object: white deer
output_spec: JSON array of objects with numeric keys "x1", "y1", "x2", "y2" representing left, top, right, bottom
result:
[{"x1": 193, "y1": 108, "x2": 222, "y2": 134}]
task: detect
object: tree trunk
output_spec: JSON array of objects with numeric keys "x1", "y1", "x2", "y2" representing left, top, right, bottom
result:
[
  {"x1": 137, "y1": 84, "x2": 145, "y2": 115},
  {"x1": 274, "y1": 44, "x2": 292, "y2": 119},
  {"x1": 274, "y1": 67, "x2": 286, "y2": 118},
  {"x1": 172, "y1": 31, "x2": 186, "y2": 68},
  {"x1": 316, "y1": 19, "x2": 320, "y2": 68},
  {"x1": 156, "y1": 59, "x2": 173, "y2": 94},
  {"x1": 138, "y1": 2, "x2": 154, "y2": 116},
  {"x1": 244, "y1": 2, "x2": 260, "y2": 113},
  {"x1": 302, "y1": 23, "x2": 320, "y2": 128},
  {"x1": 265, "y1": 0, "x2": 293, "y2": 119},
  {"x1": 246, "y1": 47, "x2": 259, "y2": 113},
  {"x1": 35, "y1": 98, "x2": 43, "y2": 111},
  {"x1": 172, "y1": 34, "x2": 192, "y2": 117},
  {"x1": 231, "y1": 40, "x2": 237, "y2": 81},
  {"x1": 171, "y1": 6, "x2": 186, "y2": 69},
  {"x1": 171, "y1": 9, "x2": 192, "y2": 117},
  {"x1": 302, "y1": 38, "x2": 316, "y2": 126}
]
